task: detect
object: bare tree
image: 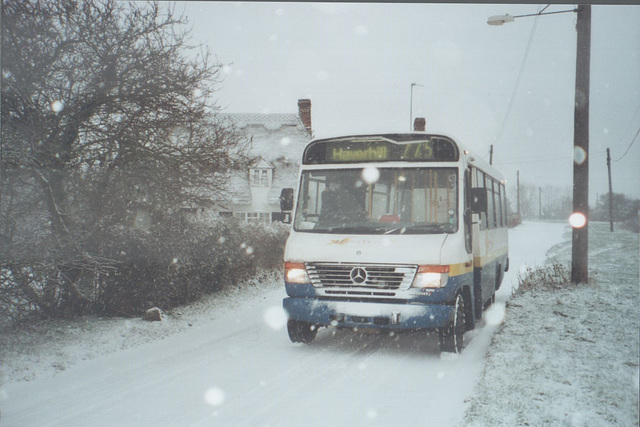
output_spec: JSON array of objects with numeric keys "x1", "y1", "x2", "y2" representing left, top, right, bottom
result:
[
  {"x1": 514, "y1": 183, "x2": 537, "y2": 220},
  {"x1": 540, "y1": 185, "x2": 572, "y2": 220},
  {"x1": 1, "y1": 0, "x2": 248, "y2": 317}
]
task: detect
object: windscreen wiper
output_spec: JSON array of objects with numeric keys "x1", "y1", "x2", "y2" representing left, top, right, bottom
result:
[
  {"x1": 383, "y1": 226, "x2": 407, "y2": 235},
  {"x1": 402, "y1": 223, "x2": 450, "y2": 234}
]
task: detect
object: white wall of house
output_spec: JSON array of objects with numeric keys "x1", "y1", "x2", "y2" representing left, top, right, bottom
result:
[{"x1": 214, "y1": 100, "x2": 312, "y2": 224}]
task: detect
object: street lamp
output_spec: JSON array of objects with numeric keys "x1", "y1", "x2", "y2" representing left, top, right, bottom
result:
[
  {"x1": 487, "y1": 6, "x2": 578, "y2": 26},
  {"x1": 410, "y1": 82, "x2": 423, "y2": 131},
  {"x1": 488, "y1": 5, "x2": 591, "y2": 284}
]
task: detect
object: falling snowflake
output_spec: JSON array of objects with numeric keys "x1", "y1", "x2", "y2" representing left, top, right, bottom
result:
[
  {"x1": 51, "y1": 100, "x2": 64, "y2": 113},
  {"x1": 362, "y1": 167, "x2": 380, "y2": 184},
  {"x1": 569, "y1": 212, "x2": 587, "y2": 229},
  {"x1": 485, "y1": 302, "x2": 506, "y2": 326},
  {"x1": 573, "y1": 146, "x2": 587, "y2": 165},
  {"x1": 263, "y1": 306, "x2": 288, "y2": 330},
  {"x1": 204, "y1": 387, "x2": 226, "y2": 407}
]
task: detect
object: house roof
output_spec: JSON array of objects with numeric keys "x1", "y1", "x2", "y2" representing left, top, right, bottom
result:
[
  {"x1": 250, "y1": 157, "x2": 275, "y2": 169},
  {"x1": 224, "y1": 113, "x2": 302, "y2": 130},
  {"x1": 219, "y1": 112, "x2": 310, "y2": 163}
]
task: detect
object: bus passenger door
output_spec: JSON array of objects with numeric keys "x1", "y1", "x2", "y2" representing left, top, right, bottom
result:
[
  {"x1": 464, "y1": 168, "x2": 473, "y2": 254},
  {"x1": 469, "y1": 167, "x2": 486, "y2": 322}
]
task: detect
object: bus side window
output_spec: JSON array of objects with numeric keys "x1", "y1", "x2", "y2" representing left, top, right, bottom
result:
[
  {"x1": 492, "y1": 179, "x2": 498, "y2": 228},
  {"x1": 502, "y1": 184, "x2": 508, "y2": 227},
  {"x1": 476, "y1": 170, "x2": 487, "y2": 230},
  {"x1": 496, "y1": 181, "x2": 503, "y2": 227},
  {"x1": 493, "y1": 181, "x2": 502, "y2": 227},
  {"x1": 486, "y1": 178, "x2": 495, "y2": 229}
]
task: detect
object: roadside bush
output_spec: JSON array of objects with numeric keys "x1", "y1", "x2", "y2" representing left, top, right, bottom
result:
[
  {"x1": 621, "y1": 214, "x2": 639, "y2": 233},
  {"x1": 0, "y1": 217, "x2": 290, "y2": 325},
  {"x1": 515, "y1": 261, "x2": 571, "y2": 294},
  {"x1": 93, "y1": 218, "x2": 289, "y2": 316},
  {"x1": 507, "y1": 212, "x2": 522, "y2": 228}
]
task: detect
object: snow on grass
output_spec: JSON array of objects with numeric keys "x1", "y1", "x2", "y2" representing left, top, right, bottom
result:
[{"x1": 464, "y1": 222, "x2": 639, "y2": 426}]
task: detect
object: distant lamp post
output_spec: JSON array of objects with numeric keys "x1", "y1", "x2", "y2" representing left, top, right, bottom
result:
[
  {"x1": 410, "y1": 82, "x2": 423, "y2": 131},
  {"x1": 488, "y1": 5, "x2": 591, "y2": 284}
]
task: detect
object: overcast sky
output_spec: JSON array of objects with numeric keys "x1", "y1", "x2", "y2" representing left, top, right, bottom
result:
[{"x1": 178, "y1": 2, "x2": 640, "y2": 203}]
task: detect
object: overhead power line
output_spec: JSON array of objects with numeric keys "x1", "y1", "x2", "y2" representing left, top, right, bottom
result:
[
  {"x1": 614, "y1": 126, "x2": 640, "y2": 162},
  {"x1": 612, "y1": 103, "x2": 640, "y2": 162},
  {"x1": 494, "y1": 6, "x2": 542, "y2": 145}
]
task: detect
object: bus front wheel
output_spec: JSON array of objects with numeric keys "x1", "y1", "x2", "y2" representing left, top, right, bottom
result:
[
  {"x1": 438, "y1": 294, "x2": 465, "y2": 354},
  {"x1": 287, "y1": 319, "x2": 317, "y2": 344}
]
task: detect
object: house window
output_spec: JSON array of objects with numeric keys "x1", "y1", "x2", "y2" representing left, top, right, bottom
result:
[
  {"x1": 233, "y1": 211, "x2": 271, "y2": 225},
  {"x1": 250, "y1": 168, "x2": 272, "y2": 187},
  {"x1": 247, "y1": 212, "x2": 271, "y2": 224}
]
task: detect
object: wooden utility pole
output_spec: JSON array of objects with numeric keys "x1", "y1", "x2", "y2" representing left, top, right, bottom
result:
[
  {"x1": 571, "y1": 4, "x2": 591, "y2": 284},
  {"x1": 539, "y1": 187, "x2": 542, "y2": 221},
  {"x1": 516, "y1": 170, "x2": 520, "y2": 215},
  {"x1": 607, "y1": 148, "x2": 614, "y2": 231}
]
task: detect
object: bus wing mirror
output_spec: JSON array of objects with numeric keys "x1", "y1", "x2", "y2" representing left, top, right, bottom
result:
[
  {"x1": 471, "y1": 188, "x2": 488, "y2": 214},
  {"x1": 280, "y1": 188, "x2": 294, "y2": 212}
]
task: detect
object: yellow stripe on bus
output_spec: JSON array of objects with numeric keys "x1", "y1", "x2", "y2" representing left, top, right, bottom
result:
[{"x1": 449, "y1": 262, "x2": 473, "y2": 277}]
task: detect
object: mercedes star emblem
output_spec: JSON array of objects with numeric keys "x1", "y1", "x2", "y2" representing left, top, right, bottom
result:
[{"x1": 349, "y1": 267, "x2": 368, "y2": 284}]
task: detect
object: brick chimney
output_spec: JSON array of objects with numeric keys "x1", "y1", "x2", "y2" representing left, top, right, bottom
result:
[
  {"x1": 298, "y1": 99, "x2": 312, "y2": 136},
  {"x1": 413, "y1": 117, "x2": 426, "y2": 132}
]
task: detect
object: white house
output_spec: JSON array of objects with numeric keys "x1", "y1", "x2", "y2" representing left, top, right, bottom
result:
[{"x1": 217, "y1": 99, "x2": 312, "y2": 224}]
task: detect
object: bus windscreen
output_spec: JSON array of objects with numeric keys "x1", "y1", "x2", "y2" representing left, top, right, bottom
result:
[{"x1": 293, "y1": 167, "x2": 458, "y2": 235}]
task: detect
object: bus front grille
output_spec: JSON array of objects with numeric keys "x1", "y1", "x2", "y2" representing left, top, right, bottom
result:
[{"x1": 306, "y1": 263, "x2": 417, "y2": 292}]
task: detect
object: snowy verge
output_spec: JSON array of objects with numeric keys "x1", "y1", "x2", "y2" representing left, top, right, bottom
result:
[
  {"x1": 464, "y1": 223, "x2": 639, "y2": 426},
  {"x1": 0, "y1": 270, "x2": 282, "y2": 385}
]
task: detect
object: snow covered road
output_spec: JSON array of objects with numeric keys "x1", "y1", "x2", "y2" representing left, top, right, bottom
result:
[{"x1": 1, "y1": 222, "x2": 569, "y2": 427}]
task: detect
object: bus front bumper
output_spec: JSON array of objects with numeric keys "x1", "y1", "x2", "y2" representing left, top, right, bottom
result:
[{"x1": 283, "y1": 297, "x2": 454, "y2": 330}]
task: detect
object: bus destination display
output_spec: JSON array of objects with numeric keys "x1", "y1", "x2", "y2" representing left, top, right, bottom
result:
[{"x1": 303, "y1": 135, "x2": 459, "y2": 165}]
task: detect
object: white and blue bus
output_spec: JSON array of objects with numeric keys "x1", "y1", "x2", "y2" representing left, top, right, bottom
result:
[{"x1": 280, "y1": 133, "x2": 508, "y2": 353}]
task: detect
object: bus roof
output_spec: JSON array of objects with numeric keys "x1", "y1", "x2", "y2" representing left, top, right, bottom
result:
[{"x1": 463, "y1": 148, "x2": 505, "y2": 182}]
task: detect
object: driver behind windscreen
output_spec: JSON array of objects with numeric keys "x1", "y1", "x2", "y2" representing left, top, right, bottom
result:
[{"x1": 320, "y1": 178, "x2": 365, "y2": 222}]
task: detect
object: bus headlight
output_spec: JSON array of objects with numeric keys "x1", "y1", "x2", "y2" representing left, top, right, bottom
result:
[
  {"x1": 411, "y1": 265, "x2": 449, "y2": 289},
  {"x1": 284, "y1": 262, "x2": 310, "y2": 284}
]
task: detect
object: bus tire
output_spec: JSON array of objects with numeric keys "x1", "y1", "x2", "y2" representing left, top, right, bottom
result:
[
  {"x1": 474, "y1": 282, "x2": 483, "y2": 321},
  {"x1": 287, "y1": 319, "x2": 317, "y2": 344},
  {"x1": 495, "y1": 264, "x2": 503, "y2": 291},
  {"x1": 462, "y1": 286, "x2": 475, "y2": 331},
  {"x1": 484, "y1": 293, "x2": 496, "y2": 310},
  {"x1": 438, "y1": 294, "x2": 465, "y2": 354}
]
